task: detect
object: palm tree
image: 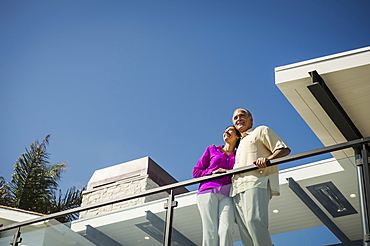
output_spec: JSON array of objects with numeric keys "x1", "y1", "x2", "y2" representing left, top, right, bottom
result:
[{"x1": 6, "y1": 134, "x2": 84, "y2": 222}]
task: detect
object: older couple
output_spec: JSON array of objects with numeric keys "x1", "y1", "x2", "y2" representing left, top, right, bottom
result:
[{"x1": 193, "y1": 108, "x2": 291, "y2": 246}]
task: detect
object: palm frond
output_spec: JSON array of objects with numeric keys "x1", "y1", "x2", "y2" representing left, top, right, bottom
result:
[
  {"x1": 0, "y1": 175, "x2": 11, "y2": 206},
  {"x1": 50, "y1": 186, "x2": 85, "y2": 223}
]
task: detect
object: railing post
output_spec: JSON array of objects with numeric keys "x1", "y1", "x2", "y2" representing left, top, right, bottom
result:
[
  {"x1": 361, "y1": 144, "x2": 370, "y2": 244},
  {"x1": 163, "y1": 189, "x2": 178, "y2": 246},
  {"x1": 9, "y1": 227, "x2": 22, "y2": 246},
  {"x1": 355, "y1": 145, "x2": 370, "y2": 245}
]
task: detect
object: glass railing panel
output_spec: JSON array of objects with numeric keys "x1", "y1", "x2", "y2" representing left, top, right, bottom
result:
[
  {"x1": 271, "y1": 225, "x2": 340, "y2": 245},
  {"x1": 171, "y1": 183, "x2": 240, "y2": 245},
  {"x1": 0, "y1": 220, "x2": 95, "y2": 246},
  {"x1": 0, "y1": 228, "x2": 18, "y2": 246},
  {"x1": 171, "y1": 150, "x2": 363, "y2": 246},
  {"x1": 279, "y1": 152, "x2": 333, "y2": 171},
  {"x1": 72, "y1": 193, "x2": 168, "y2": 245},
  {"x1": 171, "y1": 186, "x2": 204, "y2": 246},
  {"x1": 0, "y1": 194, "x2": 168, "y2": 245},
  {"x1": 269, "y1": 151, "x2": 362, "y2": 245}
]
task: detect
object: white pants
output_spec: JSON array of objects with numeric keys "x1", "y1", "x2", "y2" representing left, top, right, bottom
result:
[
  {"x1": 196, "y1": 192, "x2": 235, "y2": 246},
  {"x1": 233, "y1": 187, "x2": 272, "y2": 246}
]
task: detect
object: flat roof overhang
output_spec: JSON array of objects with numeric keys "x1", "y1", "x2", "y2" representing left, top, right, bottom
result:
[
  {"x1": 275, "y1": 46, "x2": 370, "y2": 244},
  {"x1": 275, "y1": 46, "x2": 370, "y2": 160}
]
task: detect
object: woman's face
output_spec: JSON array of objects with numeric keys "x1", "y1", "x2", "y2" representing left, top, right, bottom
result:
[{"x1": 223, "y1": 126, "x2": 240, "y2": 144}]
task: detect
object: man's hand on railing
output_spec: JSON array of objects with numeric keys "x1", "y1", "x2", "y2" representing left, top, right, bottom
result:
[
  {"x1": 253, "y1": 148, "x2": 291, "y2": 168},
  {"x1": 253, "y1": 157, "x2": 269, "y2": 168}
]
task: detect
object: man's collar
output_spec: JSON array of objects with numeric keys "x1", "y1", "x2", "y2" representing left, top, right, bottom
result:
[{"x1": 241, "y1": 127, "x2": 255, "y2": 139}]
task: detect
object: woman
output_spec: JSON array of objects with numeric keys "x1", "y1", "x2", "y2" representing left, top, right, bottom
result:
[{"x1": 193, "y1": 126, "x2": 241, "y2": 246}]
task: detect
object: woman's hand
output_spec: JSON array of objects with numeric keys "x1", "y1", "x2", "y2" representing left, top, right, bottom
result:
[{"x1": 212, "y1": 168, "x2": 228, "y2": 174}]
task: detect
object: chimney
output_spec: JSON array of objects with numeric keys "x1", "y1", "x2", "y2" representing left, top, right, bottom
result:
[{"x1": 79, "y1": 157, "x2": 188, "y2": 218}]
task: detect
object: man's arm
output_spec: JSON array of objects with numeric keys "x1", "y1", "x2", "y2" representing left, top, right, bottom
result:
[{"x1": 254, "y1": 148, "x2": 291, "y2": 169}]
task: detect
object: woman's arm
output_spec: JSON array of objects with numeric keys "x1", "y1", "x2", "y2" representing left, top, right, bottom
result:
[{"x1": 192, "y1": 147, "x2": 211, "y2": 178}]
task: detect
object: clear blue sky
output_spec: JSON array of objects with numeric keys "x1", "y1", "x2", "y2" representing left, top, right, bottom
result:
[{"x1": 1, "y1": 0, "x2": 369, "y2": 245}]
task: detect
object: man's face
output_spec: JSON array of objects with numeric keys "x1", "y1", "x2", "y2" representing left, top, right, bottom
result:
[{"x1": 232, "y1": 109, "x2": 253, "y2": 133}]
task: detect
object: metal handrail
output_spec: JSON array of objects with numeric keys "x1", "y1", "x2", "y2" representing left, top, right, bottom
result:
[{"x1": 1, "y1": 136, "x2": 369, "y2": 233}]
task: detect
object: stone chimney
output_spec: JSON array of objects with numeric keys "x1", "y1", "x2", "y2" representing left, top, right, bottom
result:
[{"x1": 79, "y1": 156, "x2": 188, "y2": 219}]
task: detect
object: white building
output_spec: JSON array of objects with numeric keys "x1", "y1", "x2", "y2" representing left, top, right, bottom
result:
[{"x1": 1, "y1": 46, "x2": 369, "y2": 246}]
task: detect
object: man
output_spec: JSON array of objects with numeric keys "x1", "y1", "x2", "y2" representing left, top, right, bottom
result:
[{"x1": 231, "y1": 108, "x2": 290, "y2": 246}]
